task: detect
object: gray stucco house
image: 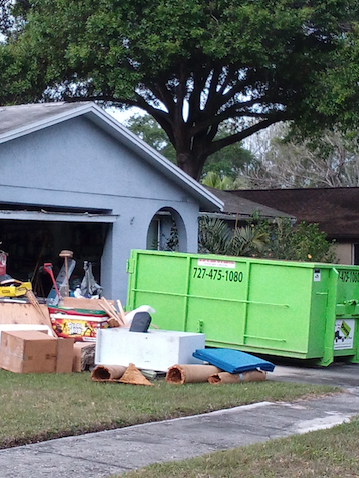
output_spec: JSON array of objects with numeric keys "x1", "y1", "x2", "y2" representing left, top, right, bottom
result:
[{"x1": 0, "y1": 102, "x2": 222, "y2": 302}]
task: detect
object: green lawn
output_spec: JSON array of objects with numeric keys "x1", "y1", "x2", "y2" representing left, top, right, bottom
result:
[
  {"x1": 118, "y1": 416, "x2": 359, "y2": 478},
  {"x1": 0, "y1": 370, "x2": 338, "y2": 449}
]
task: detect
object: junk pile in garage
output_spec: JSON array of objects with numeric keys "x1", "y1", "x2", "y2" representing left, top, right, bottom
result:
[{"x1": 0, "y1": 248, "x2": 274, "y2": 385}]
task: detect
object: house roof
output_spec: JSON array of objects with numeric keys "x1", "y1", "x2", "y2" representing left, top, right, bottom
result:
[
  {"x1": 204, "y1": 187, "x2": 294, "y2": 220},
  {"x1": 0, "y1": 102, "x2": 223, "y2": 212},
  {"x1": 230, "y1": 187, "x2": 359, "y2": 240}
]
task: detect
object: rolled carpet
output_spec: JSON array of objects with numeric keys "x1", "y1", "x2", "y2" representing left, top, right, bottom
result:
[
  {"x1": 91, "y1": 364, "x2": 127, "y2": 381},
  {"x1": 166, "y1": 364, "x2": 222, "y2": 384},
  {"x1": 208, "y1": 369, "x2": 266, "y2": 384}
]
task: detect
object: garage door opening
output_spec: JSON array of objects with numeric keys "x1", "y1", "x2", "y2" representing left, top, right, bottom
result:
[{"x1": 0, "y1": 220, "x2": 110, "y2": 297}]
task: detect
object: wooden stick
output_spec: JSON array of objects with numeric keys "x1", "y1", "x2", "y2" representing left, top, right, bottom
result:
[
  {"x1": 117, "y1": 299, "x2": 127, "y2": 325},
  {"x1": 99, "y1": 303, "x2": 121, "y2": 327},
  {"x1": 99, "y1": 298, "x2": 125, "y2": 326},
  {"x1": 25, "y1": 290, "x2": 58, "y2": 338},
  {"x1": 103, "y1": 298, "x2": 126, "y2": 326}
]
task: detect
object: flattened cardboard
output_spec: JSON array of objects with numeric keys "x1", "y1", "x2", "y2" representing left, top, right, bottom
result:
[{"x1": 119, "y1": 363, "x2": 154, "y2": 386}]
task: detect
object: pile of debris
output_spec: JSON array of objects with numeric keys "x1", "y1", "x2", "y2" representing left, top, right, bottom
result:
[{"x1": 0, "y1": 248, "x2": 275, "y2": 383}]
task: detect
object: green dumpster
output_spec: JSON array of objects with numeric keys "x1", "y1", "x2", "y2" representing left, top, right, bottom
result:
[{"x1": 126, "y1": 250, "x2": 359, "y2": 366}]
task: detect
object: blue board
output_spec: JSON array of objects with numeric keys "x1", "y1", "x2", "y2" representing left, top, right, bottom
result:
[{"x1": 193, "y1": 348, "x2": 275, "y2": 373}]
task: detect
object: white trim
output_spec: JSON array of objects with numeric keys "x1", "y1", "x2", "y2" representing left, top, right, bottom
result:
[{"x1": 0, "y1": 209, "x2": 118, "y2": 223}]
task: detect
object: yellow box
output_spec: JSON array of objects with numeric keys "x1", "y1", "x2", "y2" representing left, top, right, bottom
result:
[{"x1": 51, "y1": 313, "x2": 109, "y2": 341}]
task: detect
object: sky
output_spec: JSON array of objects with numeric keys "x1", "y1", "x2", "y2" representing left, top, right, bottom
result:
[{"x1": 107, "y1": 106, "x2": 144, "y2": 125}]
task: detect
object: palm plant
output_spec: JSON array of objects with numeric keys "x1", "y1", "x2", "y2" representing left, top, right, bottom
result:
[
  {"x1": 198, "y1": 217, "x2": 269, "y2": 257},
  {"x1": 198, "y1": 216, "x2": 232, "y2": 254},
  {"x1": 230, "y1": 226, "x2": 269, "y2": 256}
]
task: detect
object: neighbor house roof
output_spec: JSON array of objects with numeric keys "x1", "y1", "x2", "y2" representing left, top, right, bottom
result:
[
  {"x1": 0, "y1": 102, "x2": 223, "y2": 212},
  {"x1": 203, "y1": 187, "x2": 294, "y2": 221},
  {"x1": 230, "y1": 187, "x2": 359, "y2": 240}
]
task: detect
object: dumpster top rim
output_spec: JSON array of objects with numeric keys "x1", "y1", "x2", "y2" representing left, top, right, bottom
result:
[{"x1": 129, "y1": 250, "x2": 356, "y2": 269}]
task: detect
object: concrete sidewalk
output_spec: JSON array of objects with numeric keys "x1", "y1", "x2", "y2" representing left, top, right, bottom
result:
[{"x1": 1, "y1": 362, "x2": 359, "y2": 478}]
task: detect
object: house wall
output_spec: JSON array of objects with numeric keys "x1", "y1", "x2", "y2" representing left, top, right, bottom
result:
[
  {"x1": 336, "y1": 243, "x2": 353, "y2": 265},
  {"x1": 0, "y1": 117, "x2": 200, "y2": 302}
]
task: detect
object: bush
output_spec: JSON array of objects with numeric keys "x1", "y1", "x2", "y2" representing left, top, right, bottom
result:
[{"x1": 198, "y1": 216, "x2": 337, "y2": 263}]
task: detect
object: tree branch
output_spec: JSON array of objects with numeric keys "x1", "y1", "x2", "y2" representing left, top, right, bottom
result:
[{"x1": 207, "y1": 115, "x2": 288, "y2": 156}]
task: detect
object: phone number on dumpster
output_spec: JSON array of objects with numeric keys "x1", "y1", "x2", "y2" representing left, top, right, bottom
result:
[{"x1": 192, "y1": 267, "x2": 243, "y2": 283}]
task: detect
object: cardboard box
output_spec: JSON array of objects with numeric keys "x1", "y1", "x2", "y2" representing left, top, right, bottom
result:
[
  {"x1": 0, "y1": 324, "x2": 53, "y2": 345},
  {"x1": 73, "y1": 342, "x2": 95, "y2": 372},
  {"x1": 51, "y1": 313, "x2": 109, "y2": 341},
  {"x1": 0, "y1": 330, "x2": 57, "y2": 373},
  {"x1": 56, "y1": 338, "x2": 75, "y2": 373},
  {"x1": 0, "y1": 331, "x2": 74, "y2": 374}
]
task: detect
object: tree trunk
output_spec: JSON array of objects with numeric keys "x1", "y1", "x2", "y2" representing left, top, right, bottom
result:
[{"x1": 176, "y1": 151, "x2": 206, "y2": 182}]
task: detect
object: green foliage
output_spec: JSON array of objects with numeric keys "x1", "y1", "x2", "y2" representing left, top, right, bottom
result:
[
  {"x1": 201, "y1": 122, "x2": 255, "y2": 180},
  {"x1": 126, "y1": 114, "x2": 255, "y2": 179},
  {"x1": 1, "y1": 1, "x2": 358, "y2": 179},
  {"x1": 198, "y1": 216, "x2": 337, "y2": 263},
  {"x1": 198, "y1": 216, "x2": 269, "y2": 257},
  {"x1": 198, "y1": 216, "x2": 233, "y2": 255},
  {"x1": 290, "y1": 221, "x2": 337, "y2": 263},
  {"x1": 251, "y1": 218, "x2": 337, "y2": 263},
  {"x1": 125, "y1": 114, "x2": 177, "y2": 163},
  {"x1": 201, "y1": 172, "x2": 236, "y2": 190},
  {"x1": 0, "y1": 0, "x2": 12, "y2": 35}
]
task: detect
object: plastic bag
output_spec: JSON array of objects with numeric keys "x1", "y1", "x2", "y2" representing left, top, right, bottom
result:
[{"x1": 80, "y1": 261, "x2": 103, "y2": 298}]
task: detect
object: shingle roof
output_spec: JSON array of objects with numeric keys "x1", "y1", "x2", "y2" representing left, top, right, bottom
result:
[
  {"x1": 230, "y1": 187, "x2": 359, "y2": 240},
  {"x1": 204, "y1": 187, "x2": 294, "y2": 220},
  {"x1": 0, "y1": 102, "x2": 86, "y2": 136}
]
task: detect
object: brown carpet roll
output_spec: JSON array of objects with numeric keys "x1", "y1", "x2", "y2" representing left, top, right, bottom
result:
[
  {"x1": 166, "y1": 364, "x2": 222, "y2": 384},
  {"x1": 91, "y1": 364, "x2": 127, "y2": 381},
  {"x1": 208, "y1": 370, "x2": 266, "y2": 384}
]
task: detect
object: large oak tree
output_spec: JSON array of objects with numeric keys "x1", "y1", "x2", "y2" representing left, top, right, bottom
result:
[{"x1": 1, "y1": 1, "x2": 359, "y2": 180}]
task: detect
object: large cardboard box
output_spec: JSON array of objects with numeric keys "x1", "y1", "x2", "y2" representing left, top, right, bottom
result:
[
  {"x1": 56, "y1": 338, "x2": 75, "y2": 373},
  {"x1": 0, "y1": 330, "x2": 57, "y2": 373}
]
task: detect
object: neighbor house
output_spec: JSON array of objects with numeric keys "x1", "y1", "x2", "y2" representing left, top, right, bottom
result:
[
  {"x1": 230, "y1": 187, "x2": 359, "y2": 264},
  {"x1": 203, "y1": 187, "x2": 295, "y2": 226}
]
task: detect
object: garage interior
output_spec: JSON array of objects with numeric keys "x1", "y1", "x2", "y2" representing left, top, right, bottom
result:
[{"x1": 0, "y1": 215, "x2": 110, "y2": 298}]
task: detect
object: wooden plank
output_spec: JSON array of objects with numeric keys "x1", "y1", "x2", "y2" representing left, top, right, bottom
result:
[
  {"x1": 0, "y1": 303, "x2": 52, "y2": 327},
  {"x1": 62, "y1": 297, "x2": 114, "y2": 310}
]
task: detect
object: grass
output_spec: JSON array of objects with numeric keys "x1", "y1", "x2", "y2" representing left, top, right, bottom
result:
[
  {"x1": 118, "y1": 416, "x2": 359, "y2": 478},
  {"x1": 0, "y1": 370, "x2": 339, "y2": 449}
]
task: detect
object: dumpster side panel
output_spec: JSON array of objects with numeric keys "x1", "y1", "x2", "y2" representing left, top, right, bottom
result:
[
  {"x1": 307, "y1": 267, "x2": 330, "y2": 358},
  {"x1": 333, "y1": 267, "x2": 359, "y2": 361},
  {"x1": 127, "y1": 251, "x2": 189, "y2": 331},
  {"x1": 185, "y1": 256, "x2": 248, "y2": 342},
  {"x1": 244, "y1": 263, "x2": 312, "y2": 356}
]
